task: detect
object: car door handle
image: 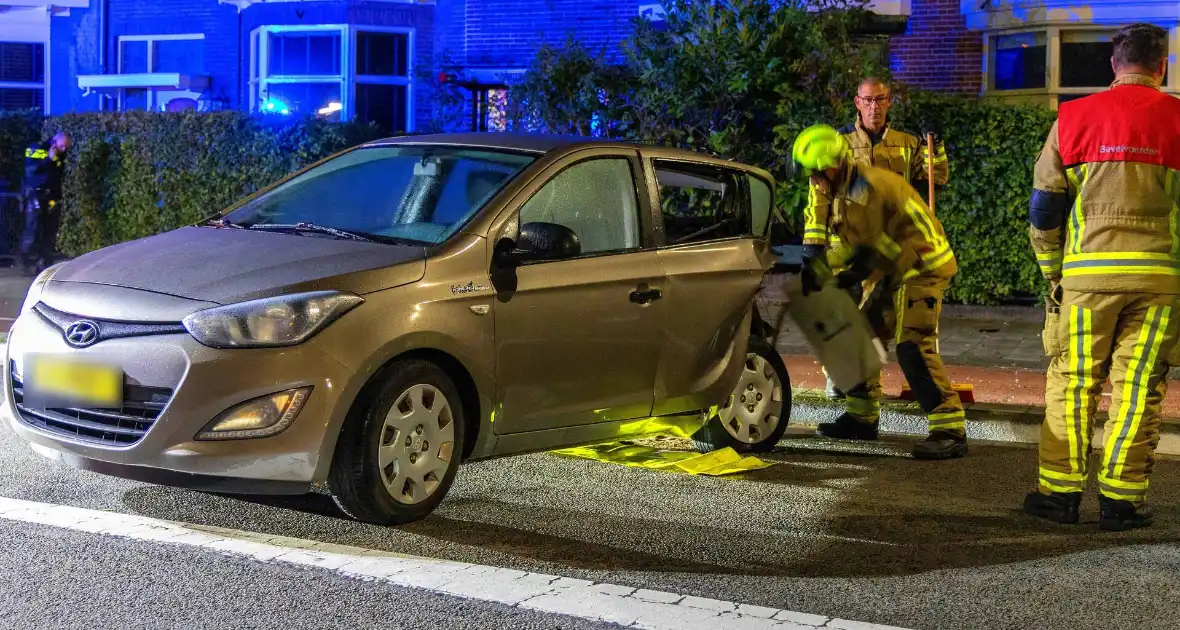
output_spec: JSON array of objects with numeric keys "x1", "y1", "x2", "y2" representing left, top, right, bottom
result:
[{"x1": 630, "y1": 288, "x2": 663, "y2": 304}]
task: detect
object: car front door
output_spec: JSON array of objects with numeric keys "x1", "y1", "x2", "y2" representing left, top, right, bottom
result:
[
  {"x1": 490, "y1": 149, "x2": 666, "y2": 434},
  {"x1": 643, "y1": 154, "x2": 777, "y2": 417}
]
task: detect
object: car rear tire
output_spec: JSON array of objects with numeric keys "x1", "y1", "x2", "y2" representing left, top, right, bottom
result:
[
  {"x1": 329, "y1": 359, "x2": 465, "y2": 525},
  {"x1": 692, "y1": 335, "x2": 791, "y2": 454}
]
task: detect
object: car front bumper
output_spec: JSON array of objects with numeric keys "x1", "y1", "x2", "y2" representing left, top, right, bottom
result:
[{"x1": 4, "y1": 306, "x2": 355, "y2": 492}]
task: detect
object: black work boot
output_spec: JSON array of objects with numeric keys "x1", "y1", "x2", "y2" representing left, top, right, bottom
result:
[
  {"x1": 1099, "y1": 496, "x2": 1154, "y2": 531},
  {"x1": 911, "y1": 430, "x2": 967, "y2": 460},
  {"x1": 1023, "y1": 490, "x2": 1081, "y2": 524},
  {"x1": 816, "y1": 413, "x2": 878, "y2": 440}
]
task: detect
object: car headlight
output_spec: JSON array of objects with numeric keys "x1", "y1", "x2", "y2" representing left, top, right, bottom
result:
[
  {"x1": 20, "y1": 262, "x2": 65, "y2": 316},
  {"x1": 196, "y1": 387, "x2": 311, "y2": 440},
  {"x1": 182, "y1": 291, "x2": 363, "y2": 349}
]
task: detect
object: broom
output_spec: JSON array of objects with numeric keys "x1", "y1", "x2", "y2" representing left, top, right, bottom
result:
[{"x1": 899, "y1": 132, "x2": 975, "y2": 404}]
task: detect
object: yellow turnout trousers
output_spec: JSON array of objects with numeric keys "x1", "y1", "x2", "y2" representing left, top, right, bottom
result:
[
  {"x1": 1040, "y1": 290, "x2": 1180, "y2": 504},
  {"x1": 845, "y1": 275, "x2": 966, "y2": 434}
]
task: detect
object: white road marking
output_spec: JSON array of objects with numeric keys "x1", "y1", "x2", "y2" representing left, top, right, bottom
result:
[{"x1": 0, "y1": 496, "x2": 911, "y2": 630}]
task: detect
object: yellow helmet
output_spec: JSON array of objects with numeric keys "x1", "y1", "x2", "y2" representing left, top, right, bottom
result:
[{"x1": 791, "y1": 124, "x2": 849, "y2": 176}]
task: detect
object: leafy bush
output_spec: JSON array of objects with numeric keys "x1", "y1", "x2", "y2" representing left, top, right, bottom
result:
[
  {"x1": 0, "y1": 109, "x2": 45, "y2": 192},
  {"x1": 38, "y1": 111, "x2": 385, "y2": 257},
  {"x1": 888, "y1": 92, "x2": 1056, "y2": 303},
  {"x1": 499, "y1": 0, "x2": 1057, "y2": 304}
]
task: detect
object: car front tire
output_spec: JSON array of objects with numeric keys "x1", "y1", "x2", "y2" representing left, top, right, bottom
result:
[
  {"x1": 692, "y1": 335, "x2": 791, "y2": 454},
  {"x1": 329, "y1": 359, "x2": 465, "y2": 525}
]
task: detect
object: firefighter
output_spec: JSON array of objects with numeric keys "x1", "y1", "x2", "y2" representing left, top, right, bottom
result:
[
  {"x1": 20, "y1": 130, "x2": 70, "y2": 275},
  {"x1": 804, "y1": 77, "x2": 949, "y2": 398},
  {"x1": 793, "y1": 124, "x2": 967, "y2": 460},
  {"x1": 1022, "y1": 23, "x2": 1180, "y2": 531}
]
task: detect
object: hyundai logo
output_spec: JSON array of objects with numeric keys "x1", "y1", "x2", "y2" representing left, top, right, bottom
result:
[{"x1": 64, "y1": 321, "x2": 100, "y2": 348}]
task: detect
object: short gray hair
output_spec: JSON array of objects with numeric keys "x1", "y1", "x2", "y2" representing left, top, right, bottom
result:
[{"x1": 1113, "y1": 23, "x2": 1168, "y2": 69}]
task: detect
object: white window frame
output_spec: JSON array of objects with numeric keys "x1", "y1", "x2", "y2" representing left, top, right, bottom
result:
[
  {"x1": 350, "y1": 25, "x2": 414, "y2": 132},
  {"x1": 250, "y1": 24, "x2": 349, "y2": 117},
  {"x1": 982, "y1": 25, "x2": 1179, "y2": 109},
  {"x1": 116, "y1": 33, "x2": 206, "y2": 111},
  {"x1": 250, "y1": 24, "x2": 414, "y2": 131}
]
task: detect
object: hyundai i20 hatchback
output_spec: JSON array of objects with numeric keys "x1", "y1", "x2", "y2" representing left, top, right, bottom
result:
[{"x1": 4, "y1": 133, "x2": 789, "y2": 524}]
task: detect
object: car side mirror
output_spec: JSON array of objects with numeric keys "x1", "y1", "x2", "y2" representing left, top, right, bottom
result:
[{"x1": 495, "y1": 222, "x2": 581, "y2": 265}]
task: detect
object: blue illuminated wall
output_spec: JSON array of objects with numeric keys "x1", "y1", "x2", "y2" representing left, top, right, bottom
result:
[
  {"x1": 45, "y1": 0, "x2": 435, "y2": 130},
  {"x1": 49, "y1": 8, "x2": 102, "y2": 114},
  {"x1": 437, "y1": 0, "x2": 640, "y2": 70},
  {"x1": 113, "y1": 0, "x2": 239, "y2": 108}
]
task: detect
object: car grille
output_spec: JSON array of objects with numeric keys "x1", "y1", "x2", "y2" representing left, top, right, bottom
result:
[{"x1": 10, "y1": 362, "x2": 173, "y2": 447}]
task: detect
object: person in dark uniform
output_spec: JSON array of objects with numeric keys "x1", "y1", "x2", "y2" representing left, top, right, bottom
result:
[{"x1": 21, "y1": 131, "x2": 70, "y2": 275}]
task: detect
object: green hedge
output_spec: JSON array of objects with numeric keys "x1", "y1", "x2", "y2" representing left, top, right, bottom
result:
[
  {"x1": 0, "y1": 109, "x2": 45, "y2": 191},
  {"x1": 886, "y1": 93, "x2": 1057, "y2": 304},
  {"x1": 22, "y1": 111, "x2": 386, "y2": 257},
  {"x1": 496, "y1": 0, "x2": 1058, "y2": 305}
]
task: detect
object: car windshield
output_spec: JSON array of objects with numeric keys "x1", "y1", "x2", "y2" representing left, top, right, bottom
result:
[{"x1": 221, "y1": 145, "x2": 538, "y2": 245}]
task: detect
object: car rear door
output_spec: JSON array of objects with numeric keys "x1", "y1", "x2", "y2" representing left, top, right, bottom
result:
[
  {"x1": 641, "y1": 152, "x2": 777, "y2": 417},
  {"x1": 489, "y1": 148, "x2": 666, "y2": 434}
]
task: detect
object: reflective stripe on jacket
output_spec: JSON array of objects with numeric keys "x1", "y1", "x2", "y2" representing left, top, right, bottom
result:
[
  {"x1": 803, "y1": 117, "x2": 948, "y2": 248},
  {"x1": 23, "y1": 139, "x2": 64, "y2": 199},
  {"x1": 1028, "y1": 74, "x2": 1180, "y2": 294},
  {"x1": 826, "y1": 164, "x2": 957, "y2": 286}
]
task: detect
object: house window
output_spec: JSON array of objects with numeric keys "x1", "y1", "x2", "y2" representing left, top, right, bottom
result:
[
  {"x1": 1060, "y1": 30, "x2": 1114, "y2": 88},
  {"x1": 354, "y1": 30, "x2": 411, "y2": 133},
  {"x1": 117, "y1": 34, "x2": 206, "y2": 111},
  {"x1": 0, "y1": 42, "x2": 45, "y2": 111},
  {"x1": 251, "y1": 26, "x2": 413, "y2": 130},
  {"x1": 252, "y1": 26, "x2": 345, "y2": 116},
  {"x1": 990, "y1": 32, "x2": 1046, "y2": 91},
  {"x1": 467, "y1": 86, "x2": 508, "y2": 132},
  {"x1": 987, "y1": 25, "x2": 1173, "y2": 106}
]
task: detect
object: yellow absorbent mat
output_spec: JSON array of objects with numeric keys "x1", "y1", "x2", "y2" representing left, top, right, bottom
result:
[{"x1": 550, "y1": 442, "x2": 772, "y2": 476}]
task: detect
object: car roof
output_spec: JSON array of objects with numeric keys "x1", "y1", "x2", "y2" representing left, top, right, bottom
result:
[{"x1": 365, "y1": 132, "x2": 727, "y2": 160}]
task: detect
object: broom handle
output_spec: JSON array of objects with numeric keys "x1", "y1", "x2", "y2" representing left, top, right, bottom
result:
[{"x1": 926, "y1": 132, "x2": 936, "y2": 215}]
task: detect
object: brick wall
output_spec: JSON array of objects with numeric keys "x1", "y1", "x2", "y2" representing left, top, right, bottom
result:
[
  {"x1": 50, "y1": 10, "x2": 103, "y2": 114},
  {"x1": 108, "y1": 0, "x2": 241, "y2": 108},
  {"x1": 443, "y1": 0, "x2": 639, "y2": 68},
  {"x1": 889, "y1": 0, "x2": 982, "y2": 95}
]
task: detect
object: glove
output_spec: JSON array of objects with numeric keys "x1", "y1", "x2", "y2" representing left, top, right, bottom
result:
[
  {"x1": 919, "y1": 120, "x2": 941, "y2": 142},
  {"x1": 835, "y1": 246, "x2": 875, "y2": 299},
  {"x1": 800, "y1": 245, "x2": 826, "y2": 297}
]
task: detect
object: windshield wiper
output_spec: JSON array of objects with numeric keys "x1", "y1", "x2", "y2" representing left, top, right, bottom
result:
[
  {"x1": 248, "y1": 222, "x2": 375, "y2": 243},
  {"x1": 202, "y1": 218, "x2": 247, "y2": 230}
]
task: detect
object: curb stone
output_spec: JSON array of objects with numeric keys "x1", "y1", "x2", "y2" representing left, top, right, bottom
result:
[{"x1": 787, "y1": 389, "x2": 1180, "y2": 456}]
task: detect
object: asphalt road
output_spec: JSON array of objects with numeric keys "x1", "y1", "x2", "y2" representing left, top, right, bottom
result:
[
  {"x1": 0, "y1": 520, "x2": 621, "y2": 630},
  {"x1": 3, "y1": 418, "x2": 1180, "y2": 630}
]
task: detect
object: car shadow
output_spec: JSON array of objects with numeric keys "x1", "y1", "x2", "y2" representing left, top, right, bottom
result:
[
  {"x1": 117, "y1": 485, "x2": 764, "y2": 576},
  {"x1": 116, "y1": 440, "x2": 1180, "y2": 581}
]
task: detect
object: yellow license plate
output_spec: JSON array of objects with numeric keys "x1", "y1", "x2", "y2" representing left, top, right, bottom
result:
[{"x1": 25, "y1": 354, "x2": 122, "y2": 409}]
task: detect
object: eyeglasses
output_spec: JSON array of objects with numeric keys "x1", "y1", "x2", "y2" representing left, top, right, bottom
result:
[{"x1": 857, "y1": 95, "x2": 890, "y2": 106}]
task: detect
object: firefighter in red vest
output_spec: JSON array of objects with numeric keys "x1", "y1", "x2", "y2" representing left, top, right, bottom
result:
[{"x1": 1024, "y1": 23, "x2": 1180, "y2": 531}]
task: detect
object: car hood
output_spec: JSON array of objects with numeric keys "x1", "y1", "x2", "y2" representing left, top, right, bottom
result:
[{"x1": 50, "y1": 226, "x2": 427, "y2": 305}]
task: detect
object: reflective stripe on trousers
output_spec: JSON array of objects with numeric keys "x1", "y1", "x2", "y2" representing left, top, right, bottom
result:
[
  {"x1": 1039, "y1": 290, "x2": 1178, "y2": 503},
  {"x1": 844, "y1": 276, "x2": 963, "y2": 433}
]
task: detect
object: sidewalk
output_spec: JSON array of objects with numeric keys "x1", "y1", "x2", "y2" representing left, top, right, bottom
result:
[{"x1": 759, "y1": 282, "x2": 1180, "y2": 454}]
